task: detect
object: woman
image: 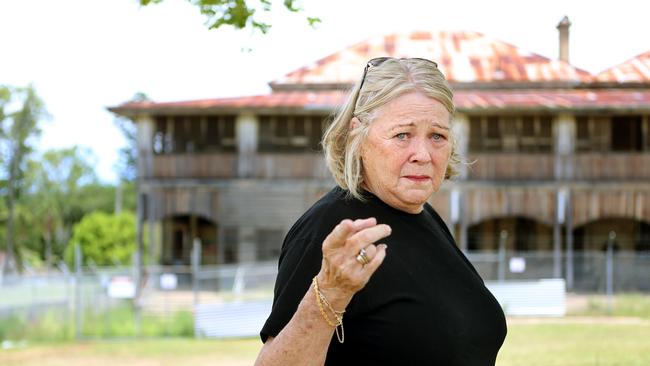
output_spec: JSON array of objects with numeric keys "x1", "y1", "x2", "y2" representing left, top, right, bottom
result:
[{"x1": 255, "y1": 57, "x2": 507, "y2": 365}]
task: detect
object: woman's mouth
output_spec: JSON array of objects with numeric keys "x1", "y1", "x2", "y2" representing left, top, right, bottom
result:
[{"x1": 404, "y1": 175, "x2": 431, "y2": 182}]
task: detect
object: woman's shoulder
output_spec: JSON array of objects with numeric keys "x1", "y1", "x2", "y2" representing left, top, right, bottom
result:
[
  {"x1": 285, "y1": 186, "x2": 353, "y2": 242},
  {"x1": 277, "y1": 187, "x2": 353, "y2": 263},
  {"x1": 422, "y1": 203, "x2": 454, "y2": 241}
]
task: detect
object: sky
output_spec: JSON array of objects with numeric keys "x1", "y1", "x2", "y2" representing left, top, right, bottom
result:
[{"x1": 1, "y1": 0, "x2": 648, "y2": 183}]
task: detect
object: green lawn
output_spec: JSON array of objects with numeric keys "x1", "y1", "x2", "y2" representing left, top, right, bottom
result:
[
  {"x1": 1, "y1": 319, "x2": 649, "y2": 366},
  {"x1": 497, "y1": 320, "x2": 650, "y2": 366}
]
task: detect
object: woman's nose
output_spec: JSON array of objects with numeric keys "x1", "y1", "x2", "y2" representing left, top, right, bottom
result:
[{"x1": 409, "y1": 138, "x2": 432, "y2": 163}]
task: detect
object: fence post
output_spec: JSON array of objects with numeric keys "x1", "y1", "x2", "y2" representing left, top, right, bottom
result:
[
  {"x1": 606, "y1": 231, "x2": 616, "y2": 313},
  {"x1": 192, "y1": 238, "x2": 202, "y2": 338},
  {"x1": 133, "y1": 250, "x2": 142, "y2": 337},
  {"x1": 498, "y1": 230, "x2": 508, "y2": 282},
  {"x1": 233, "y1": 264, "x2": 247, "y2": 300},
  {"x1": 74, "y1": 244, "x2": 82, "y2": 340},
  {"x1": 565, "y1": 190, "x2": 574, "y2": 291}
]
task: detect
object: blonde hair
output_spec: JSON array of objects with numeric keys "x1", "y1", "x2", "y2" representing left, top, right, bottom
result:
[{"x1": 322, "y1": 58, "x2": 459, "y2": 200}]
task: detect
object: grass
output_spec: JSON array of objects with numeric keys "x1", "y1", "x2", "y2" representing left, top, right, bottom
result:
[
  {"x1": 2, "y1": 293, "x2": 650, "y2": 365},
  {"x1": 1, "y1": 320, "x2": 649, "y2": 366},
  {"x1": 496, "y1": 321, "x2": 650, "y2": 366},
  {"x1": 569, "y1": 293, "x2": 650, "y2": 319}
]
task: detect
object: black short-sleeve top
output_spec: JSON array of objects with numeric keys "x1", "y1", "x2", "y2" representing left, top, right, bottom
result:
[{"x1": 261, "y1": 187, "x2": 507, "y2": 365}]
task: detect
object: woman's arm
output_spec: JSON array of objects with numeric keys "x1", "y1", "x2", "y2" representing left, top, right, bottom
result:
[
  {"x1": 254, "y1": 218, "x2": 390, "y2": 366},
  {"x1": 254, "y1": 280, "x2": 352, "y2": 365}
]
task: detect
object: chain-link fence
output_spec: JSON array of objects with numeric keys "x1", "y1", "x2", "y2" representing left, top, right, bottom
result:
[
  {"x1": 1, "y1": 248, "x2": 649, "y2": 341},
  {"x1": 468, "y1": 250, "x2": 650, "y2": 292}
]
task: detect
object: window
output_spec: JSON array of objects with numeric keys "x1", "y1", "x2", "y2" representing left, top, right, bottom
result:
[
  {"x1": 575, "y1": 116, "x2": 611, "y2": 152},
  {"x1": 611, "y1": 115, "x2": 643, "y2": 152},
  {"x1": 258, "y1": 115, "x2": 326, "y2": 152},
  {"x1": 485, "y1": 116, "x2": 502, "y2": 151},
  {"x1": 153, "y1": 116, "x2": 171, "y2": 154},
  {"x1": 468, "y1": 115, "x2": 553, "y2": 152},
  {"x1": 575, "y1": 115, "x2": 650, "y2": 152},
  {"x1": 152, "y1": 115, "x2": 236, "y2": 154},
  {"x1": 205, "y1": 115, "x2": 236, "y2": 151}
]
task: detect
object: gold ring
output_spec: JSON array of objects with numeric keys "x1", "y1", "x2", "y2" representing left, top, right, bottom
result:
[{"x1": 355, "y1": 248, "x2": 369, "y2": 266}]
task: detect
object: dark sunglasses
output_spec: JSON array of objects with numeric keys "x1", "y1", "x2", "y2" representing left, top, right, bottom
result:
[{"x1": 358, "y1": 57, "x2": 439, "y2": 92}]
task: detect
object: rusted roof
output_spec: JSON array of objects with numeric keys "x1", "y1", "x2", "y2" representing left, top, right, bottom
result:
[
  {"x1": 271, "y1": 31, "x2": 594, "y2": 87},
  {"x1": 110, "y1": 89, "x2": 650, "y2": 115},
  {"x1": 596, "y1": 51, "x2": 650, "y2": 83},
  {"x1": 108, "y1": 91, "x2": 345, "y2": 115},
  {"x1": 455, "y1": 89, "x2": 650, "y2": 111}
]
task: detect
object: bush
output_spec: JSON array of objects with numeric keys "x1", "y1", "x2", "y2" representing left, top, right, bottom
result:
[{"x1": 64, "y1": 211, "x2": 140, "y2": 267}]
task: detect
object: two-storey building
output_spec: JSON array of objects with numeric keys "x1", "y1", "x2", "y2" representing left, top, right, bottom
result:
[{"x1": 109, "y1": 20, "x2": 650, "y2": 290}]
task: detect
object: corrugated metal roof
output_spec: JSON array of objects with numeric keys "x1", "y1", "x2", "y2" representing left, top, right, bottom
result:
[
  {"x1": 455, "y1": 89, "x2": 650, "y2": 111},
  {"x1": 110, "y1": 89, "x2": 650, "y2": 114},
  {"x1": 596, "y1": 51, "x2": 650, "y2": 82},
  {"x1": 109, "y1": 92, "x2": 343, "y2": 114},
  {"x1": 271, "y1": 31, "x2": 594, "y2": 86}
]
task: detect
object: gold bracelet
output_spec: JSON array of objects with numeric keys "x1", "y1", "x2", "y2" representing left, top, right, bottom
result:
[{"x1": 312, "y1": 276, "x2": 345, "y2": 343}]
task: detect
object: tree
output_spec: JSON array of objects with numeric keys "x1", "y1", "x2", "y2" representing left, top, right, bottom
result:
[
  {"x1": 139, "y1": 0, "x2": 320, "y2": 34},
  {"x1": 64, "y1": 212, "x2": 139, "y2": 267},
  {"x1": 23, "y1": 147, "x2": 98, "y2": 267},
  {"x1": 0, "y1": 85, "x2": 48, "y2": 274},
  {"x1": 113, "y1": 92, "x2": 148, "y2": 184}
]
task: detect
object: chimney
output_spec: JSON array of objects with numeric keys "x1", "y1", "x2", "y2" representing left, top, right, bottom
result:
[{"x1": 556, "y1": 16, "x2": 571, "y2": 63}]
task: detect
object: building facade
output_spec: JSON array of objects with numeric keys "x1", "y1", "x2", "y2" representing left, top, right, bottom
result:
[{"x1": 110, "y1": 24, "x2": 650, "y2": 290}]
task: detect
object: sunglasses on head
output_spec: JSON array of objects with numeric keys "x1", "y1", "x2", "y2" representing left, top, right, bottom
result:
[{"x1": 358, "y1": 57, "x2": 439, "y2": 92}]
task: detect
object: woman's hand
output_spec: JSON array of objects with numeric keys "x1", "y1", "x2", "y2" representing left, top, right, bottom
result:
[
  {"x1": 316, "y1": 217, "x2": 390, "y2": 308},
  {"x1": 254, "y1": 218, "x2": 390, "y2": 366}
]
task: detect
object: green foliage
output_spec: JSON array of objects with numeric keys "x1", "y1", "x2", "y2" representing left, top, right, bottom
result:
[
  {"x1": 0, "y1": 85, "x2": 48, "y2": 195},
  {"x1": 65, "y1": 211, "x2": 139, "y2": 267},
  {"x1": 16, "y1": 147, "x2": 99, "y2": 266},
  {"x1": 79, "y1": 304, "x2": 193, "y2": 338},
  {"x1": 0, "y1": 306, "x2": 193, "y2": 341},
  {"x1": 1, "y1": 145, "x2": 137, "y2": 269},
  {"x1": 0, "y1": 309, "x2": 72, "y2": 341},
  {"x1": 77, "y1": 181, "x2": 137, "y2": 214},
  {"x1": 0, "y1": 85, "x2": 137, "y2": 271},
  {"x1": 0, "y1": 84, "x2": 48, "y2": 272},
  {"x1": 139, "y1": 0, "x2": 320, "y2": 34}
]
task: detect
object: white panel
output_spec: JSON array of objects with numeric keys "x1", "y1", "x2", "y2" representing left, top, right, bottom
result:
[
  {"x1": 486, "y1": 279, "x2": 566, "y2": 316},
  {"x1": 195, "y1": 300, "x2": 272, "y2": 338}
]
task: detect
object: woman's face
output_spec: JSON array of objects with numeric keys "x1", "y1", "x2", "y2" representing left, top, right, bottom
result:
[{"x1": 359, "y1": 92, "x2": 452, "y2": 214}]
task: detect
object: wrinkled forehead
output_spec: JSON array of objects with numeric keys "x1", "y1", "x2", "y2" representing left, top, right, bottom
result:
[{"x1": 371, "y1": 93, "x2": 452, "y2": 128}]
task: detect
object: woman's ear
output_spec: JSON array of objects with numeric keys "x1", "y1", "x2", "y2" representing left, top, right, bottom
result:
[{"x1": 349, "y1": 116, "x2": 360, "y2": 131}]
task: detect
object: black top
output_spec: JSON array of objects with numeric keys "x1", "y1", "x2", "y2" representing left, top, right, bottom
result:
[{"x1": 261, "y1": 187, "x2": 507, "y2": 365}]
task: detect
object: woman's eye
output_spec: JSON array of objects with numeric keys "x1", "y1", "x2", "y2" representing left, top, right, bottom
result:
[
  {"x1": 432, "y1": 133, "x2": 445, "y2": 141},
  {"x1": 395, "y1": 133, "x2": 408, "y2": 140}
]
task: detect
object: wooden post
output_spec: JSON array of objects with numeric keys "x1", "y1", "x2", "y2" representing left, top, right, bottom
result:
[
  {"x1": 554, "y1": 114, "x2": 575, "y2": 180},
  {"x1": 236, "y1": 113, "x2": 258, "y2": 178},
  {"x1": 148, "y1": 191, "x2": 156, "y2": 265},
  {"x1": 565, "y1": 190, "x2": 574, "y2": 291},
  {"x1": 553, "y1": 189, "x2": 566, "y2": 278},
  {"x1": 498, "y1": 230, "x2": 508, "y2": 282}
]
